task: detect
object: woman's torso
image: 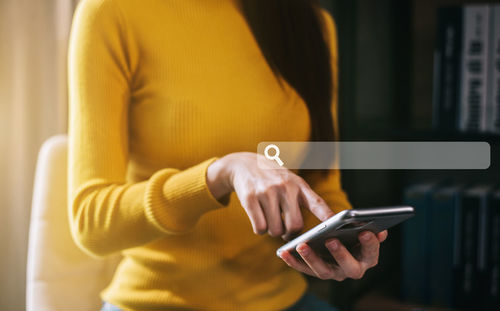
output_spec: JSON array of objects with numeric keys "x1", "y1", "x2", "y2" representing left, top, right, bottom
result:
[{"x1": 99, "y1": 0, "x2": 314, "y2": 310}]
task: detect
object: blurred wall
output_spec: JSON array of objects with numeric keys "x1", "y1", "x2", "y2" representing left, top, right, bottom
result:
[{"x1": 0, "y1": 1, "x2": 76, "y2": 310}]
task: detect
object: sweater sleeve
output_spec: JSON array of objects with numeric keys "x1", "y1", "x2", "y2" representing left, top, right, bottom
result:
[
  {"x1": 67, "y1": 0, "x2": 227, "y2": 258},
  {"x1": 302, "y1": 10, "x2": 352, "y2": 229}
]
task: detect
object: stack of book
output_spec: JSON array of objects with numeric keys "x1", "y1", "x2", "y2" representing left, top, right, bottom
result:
[
  {"x1": 433, "y1": 5, "x2": 500, "y2": 134},
  {"x1": 401, "y1": 182, "x2": 500, "y2": 310}
]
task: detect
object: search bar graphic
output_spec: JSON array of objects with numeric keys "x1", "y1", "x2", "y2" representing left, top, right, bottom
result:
[
  {"x1": 264, "y1": 144, "x2": 284, "y2": 166},
  {"x1": 257, "y1": 142, "x2": 491, "y2": 170}
]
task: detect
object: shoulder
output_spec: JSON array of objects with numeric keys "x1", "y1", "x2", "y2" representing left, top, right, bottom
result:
[
  {"x1": 71, "y1": 0, "x2": 135, "y2": 39},
  {"x1": 75, "y1": 0, "x2": 116, "y2": 16},
  {"x1": 73, "y1": 0, "x2": 129, "y2": 26}
]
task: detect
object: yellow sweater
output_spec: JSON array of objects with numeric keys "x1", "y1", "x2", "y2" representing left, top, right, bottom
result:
[{"x1": 68, "y1": 0, "x2": 351, "y2": 310}]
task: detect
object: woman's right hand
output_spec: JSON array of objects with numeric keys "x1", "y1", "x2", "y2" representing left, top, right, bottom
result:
[{"x1": 207, "y1": 152, "x2": 335, "y2": 240}]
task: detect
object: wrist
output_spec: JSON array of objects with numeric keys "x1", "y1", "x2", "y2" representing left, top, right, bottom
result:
[{"x1": 207, "y1": 156, "x2": 233, "y2": 200}]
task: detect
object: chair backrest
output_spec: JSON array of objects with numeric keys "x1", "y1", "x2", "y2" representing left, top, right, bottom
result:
[{"x1": 26, "y1": 135, "x2": 122, "y2": 311}]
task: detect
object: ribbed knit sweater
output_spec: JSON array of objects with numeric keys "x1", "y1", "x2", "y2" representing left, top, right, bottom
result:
[{"x1": 67, "y1": 0, "x2": 351, "y2": 310}]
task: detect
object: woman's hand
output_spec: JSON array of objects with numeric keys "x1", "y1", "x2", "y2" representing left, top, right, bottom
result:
[
  {"x1": 280, "y1": 230, "x2": 388, "y2": 281},
  {"x1": 207, "y1": 152, "x2": 386, "y2": 281},
  {"x1": 207, "y1": 152, "x2": 335, "y2": 240}
]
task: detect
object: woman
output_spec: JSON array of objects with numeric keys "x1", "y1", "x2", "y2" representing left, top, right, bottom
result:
[{"x1": 68, "y1": 0, "x2": 387, "y2": 310}]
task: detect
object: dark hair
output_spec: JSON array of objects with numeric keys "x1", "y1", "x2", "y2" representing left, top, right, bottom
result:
[{"x1": 240, "y1": 0, "x2": 335, "y2": 142}]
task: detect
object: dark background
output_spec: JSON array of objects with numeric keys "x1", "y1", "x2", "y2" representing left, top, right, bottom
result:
[{"x1": 316, "y1": 0, "x2": 500, "y2": 310}]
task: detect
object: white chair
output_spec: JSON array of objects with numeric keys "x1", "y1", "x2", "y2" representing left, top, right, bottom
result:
[{"x1": 26, "y1": 135, "x2": 122, "y2": 311}]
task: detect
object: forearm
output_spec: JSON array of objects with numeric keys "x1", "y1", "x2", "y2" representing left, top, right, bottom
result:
[{"x1": 70, "y1": 159, "x2": 228, "y2": 258}]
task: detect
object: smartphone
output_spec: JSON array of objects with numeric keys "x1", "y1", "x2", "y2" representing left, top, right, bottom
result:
[{"x1": 276, "y1": 206, "x2": 415, "y2": 262}]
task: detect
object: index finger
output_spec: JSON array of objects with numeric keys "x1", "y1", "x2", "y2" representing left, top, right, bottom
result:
[{"x1": 299, "y1": 185, "x2": 334, "y2": 222}]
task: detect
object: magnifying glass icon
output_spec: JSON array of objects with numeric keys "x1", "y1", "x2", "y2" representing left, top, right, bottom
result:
[{"x1": 264, "y1": 144, "x2": 284, "y2": 166}]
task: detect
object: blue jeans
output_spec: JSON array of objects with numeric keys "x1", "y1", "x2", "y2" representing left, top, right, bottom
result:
[{"x1": 101, "y1": 292, "x2": 338, "y2": 311}]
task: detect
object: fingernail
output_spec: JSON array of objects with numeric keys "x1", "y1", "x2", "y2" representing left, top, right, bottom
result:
[
  {"x1": 327, "y1": 240, "x2": 339, "y2": 251},
  {"x1": 297, "y1": 245, "x2": 309, "y2": 256},
  {"x1": 361, "y1": 232, "x2": 371, "y2": 241}
]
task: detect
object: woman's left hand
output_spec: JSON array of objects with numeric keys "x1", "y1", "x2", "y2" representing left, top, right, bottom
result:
[{"x1": 279, "y1": 230, "x2": 388, "y2": 281}]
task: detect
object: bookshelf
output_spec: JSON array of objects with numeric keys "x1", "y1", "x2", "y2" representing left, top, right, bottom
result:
[{"x1": 324, "y1": 0, "x2": 500, "y2": 310}]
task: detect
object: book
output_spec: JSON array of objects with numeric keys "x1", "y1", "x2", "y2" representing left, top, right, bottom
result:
[
  {"x1": 428, "y1": 184, "x2": 462, "y2": 307},
  {"x1": 455, "y1": 185, "x2": 492, "y2": 309},
  {"x1": 477, "y1": 185, "x2": 494, "y2": 310},
  {"x1": 401, "y1": 182, "x2": 438, "y2": 304},
  {"x1": 459, "y1": 5, "x2": 490, "y2": 133},
  {"x1": 488, "y1": 5, "x2": 500, "y2": 134},
  {"x1": 433, "y1": 7, "x2": 463, "y2": 130},
  {"x1": 485, "y1": 189, "x2": 500, "y2": 309}
]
